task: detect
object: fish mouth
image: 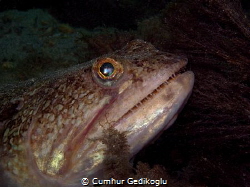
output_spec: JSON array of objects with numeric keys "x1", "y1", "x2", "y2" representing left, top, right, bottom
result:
[
  {"x1": 111, "y1": 64, "x2": 194, "y2": 155},
  {"x1": 126, "y1": 66, "x2": 189, "y2": 114},
  {"x1": 110, "y1": 58, "x2": 190, "y2": 123}
]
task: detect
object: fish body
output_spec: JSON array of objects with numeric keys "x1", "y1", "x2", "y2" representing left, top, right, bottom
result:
[{"x1": 0, "y1": 40, "x2": 194, "y2": 187}]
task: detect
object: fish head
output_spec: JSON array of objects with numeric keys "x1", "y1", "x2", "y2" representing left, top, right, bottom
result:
[{"x1": 0, "y1": 40, "x2": 194, "y2": 187}]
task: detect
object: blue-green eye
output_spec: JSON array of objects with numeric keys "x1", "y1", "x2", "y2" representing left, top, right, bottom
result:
[
  {"x1": 92, "y1": 57, "x2": 124, "y2": 87},
  {"x1": 100, "y1": 62, "x2": 114, "y2": 77}
]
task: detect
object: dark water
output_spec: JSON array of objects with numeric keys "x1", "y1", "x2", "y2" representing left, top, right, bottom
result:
[
  {"x1": 0, "y1": 0, "x2": 170, "y2": 29},
  {"x1": 0, "y1": 0, "x2": 250, "y2": 186}
]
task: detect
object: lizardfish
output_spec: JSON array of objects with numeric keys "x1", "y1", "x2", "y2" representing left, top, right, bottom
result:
[{"x1": 0, "y1": 40, "x2": 194, "y2": 187}]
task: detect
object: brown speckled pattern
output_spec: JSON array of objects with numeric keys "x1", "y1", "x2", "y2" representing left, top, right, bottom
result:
[{"x1": 0, "y1": 40, "x2": 190, "y2": 187}]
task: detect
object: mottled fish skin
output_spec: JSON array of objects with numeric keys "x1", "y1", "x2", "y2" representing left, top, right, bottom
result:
[{"x1": 0, "y1": 40, "x2": 194, "y2": 187}]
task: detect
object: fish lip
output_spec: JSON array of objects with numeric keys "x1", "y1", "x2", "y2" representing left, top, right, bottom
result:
[
  {"x1": 153, "y1": 57, "x2": 188, "y2": 87},
  {"x1": 132, "y1": 60, "x2": 190, "y2": 109}
]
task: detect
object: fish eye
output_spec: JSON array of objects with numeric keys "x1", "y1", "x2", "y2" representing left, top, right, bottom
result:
[
  {"x1": 92, "y1": 57, "x2": 124, "y2": 87},
  {"x1": 100, "y1": 62, "x2": 115, "y2": 78}
]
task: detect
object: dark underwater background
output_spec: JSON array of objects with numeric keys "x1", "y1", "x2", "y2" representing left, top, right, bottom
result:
[{"x1": 0, "y1": 0, "x2": 250, "y2": 186}]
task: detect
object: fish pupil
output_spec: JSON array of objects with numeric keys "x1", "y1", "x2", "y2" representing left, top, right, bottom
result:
[{"x1": 100, "y1": 62, "x2": 114, "y2": 77}]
